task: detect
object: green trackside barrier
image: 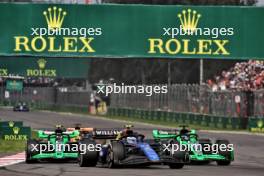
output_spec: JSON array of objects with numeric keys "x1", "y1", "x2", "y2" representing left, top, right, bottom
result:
[
  {"x1": 152, "y1": 111, "x2": 157, "y2": 121},
  {"x1": 185, "y1": 113, "x2": 191, "y2": 124},
  {"x1": 141, "y1": 109, "x2": 145, "y2": 120},
  {"x1": 159, "y1": 111, "x2": 165, "y2": 122},
  {"x1": 168, "y1": 112, "x2": 174, "y2": 123},
  {"x1": 107, "y1": 108, "x2": 249, "y2": 130},
  {"x1": 216, "y1": 116, "x2": 225, "y2": 129},
  {"x1": 140, "y1": 110, "x2": 144, "y2": 120},
  {"x1": 141, "y1": 110, "x2": 146, "y2": 120},
  {"x1": 108, "y1": 108, "x2": 113, "y2": 116},
  {"x1": 121, "y1": 108, "x2": 125, "y2": 116},
  {"x1": 248, "y1": 117, "x2": 264, "y2": 133},
  {"x1": 115, "y1": 108, "x2": 120, "y2": 116},
  {"x1": 109, "y1": 108, "x2": 114, "y2": 116},
  {"x1": 196, "y1": 114, "x2": 202, "y2": 125},
  {"x1": 201, "y1": 115, "x2": 208, "y2": 127},
  {"x1": 178, "y1": 113, "x2": 183, "y2": 124},
  {"x1": 117, "y1": 108, "x2": 121, "y2": 117},
  {"x1": 114, "y1": 108, "x2": 118, "y2": 116},
  {"x1": 145, "y1": 110, "x2": 150, "y2": 120},
  {"x1": 125, "y1": 108, "x2": 129, "y2": 118},
  {"x1": 120, "y1": 108, "x2": 124, "y2": 117},
  {"x1": 147, "y1": 111, "x2": 152, "y2": 121},
  {"x1": 166, "y1": 112, "x2": 171, "y2": 122},
  {"x1": 137, "y1": 109, "x2": 141, "y2": 119},
  {"x1": 126, "y1": 108, "x2": 130, "y2": 118},
  {"x1": 171, "y1": 112, "x2": 178, "y2": 123},
  {"x1": 151, "y1": 110, "x2": 158, "y2": 121},
  {"x1": 130, "y1": 109, "x2": 135, "y2": 118},
  {"x1": 208, "y1": 116, "x2": 215, "y2": 128},
  {"x1": 189, "y1": 114, "x2": 195, "y2": 125},
  {"x1": 135, "y1": 109, "x2": 140, "y2": 119}
]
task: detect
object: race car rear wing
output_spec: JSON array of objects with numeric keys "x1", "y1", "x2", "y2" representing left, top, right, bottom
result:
[
  {"x1": 37, "y1": 130, "x2": 80, "y2": 139},
  {"x1": 92, "y1": 129, "x2": 122, "y2": 139},
  {"x1": 152, "y1": 129, "x2": 179, "y2": 139},
  {"x1": 67, "y1": 127, "x2": 94, "y2": 132}
]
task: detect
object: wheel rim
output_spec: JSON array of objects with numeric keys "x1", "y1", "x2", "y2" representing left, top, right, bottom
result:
[
  {"x1": 107, "y1": 149, "x2": 113, "y2": 167},
  {"x1": 79, "y1": 154, "x2": 83, "y2": 166}
]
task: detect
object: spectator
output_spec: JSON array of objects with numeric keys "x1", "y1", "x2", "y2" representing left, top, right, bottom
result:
[{"x1": 208, "y1": 60, "x2": 264, "y2": 91}]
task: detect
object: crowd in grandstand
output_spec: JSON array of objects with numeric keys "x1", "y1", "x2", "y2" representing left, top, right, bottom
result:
[{"x1": 208, "y1": 60, "x2": 264, "y2": 91}]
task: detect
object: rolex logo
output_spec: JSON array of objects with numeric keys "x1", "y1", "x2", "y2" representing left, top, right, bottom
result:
[
  {"x1": 178, "y1": 9, "x2": 201, "y2": 34},
  {"x1": 257, "y1": 120, "x2": 263, "y2": 128},
  {"x1": 13, "y1": 126, "x2": 20, "y2": 135},
  {"x1": 43, "y1": 6, "x2": 67, "y2": 30},
  {"x1": 37, "y1": 59, "x2": 47, "y2": 69},
  {"x1": 9, "y1": 121, "x2": 15, "y2": 128}
]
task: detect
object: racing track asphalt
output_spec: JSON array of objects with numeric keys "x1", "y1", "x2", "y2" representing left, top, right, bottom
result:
[{"x1": 0, "y1": 108, "x2": 263, "y2": 176}]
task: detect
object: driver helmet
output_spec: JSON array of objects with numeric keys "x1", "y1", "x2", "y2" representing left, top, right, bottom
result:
[
  {"x1": 55, "y1": 124, "x2": 64, "y2": 134},
  {"x1": 123, "y1": 124, "x2": 134, "y2": 136},
  {"x1": 179, "y1": 125, "x2": 189, "y2": 135}
]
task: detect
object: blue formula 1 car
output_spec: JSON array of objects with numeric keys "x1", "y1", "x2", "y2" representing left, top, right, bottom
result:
[
  {"x1": 78, "y1": 125, "x2": 189, "y2": 169},
  {"x1": 13, "y1": 102, "x2": 29, "y2": 112}
]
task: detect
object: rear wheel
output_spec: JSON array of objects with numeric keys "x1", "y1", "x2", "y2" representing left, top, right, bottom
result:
[
  {"x1": 25, "y1": 140, "x2": 39, "y2": 164},
  {"x1": 199, "y1": 138, "x2": 212, "y2": 155},
  {"x1": 216, "y1": 139, "x2": 232, "y2": 166},
  {"x1": 78, "y1": 139, "x2": 98, "y2": 167},
  {"x1": 107, "y1": 141, "x2": 125, "y2": 168},
  {"x1": 168, "y1": 141, "x2": 186, "y2": 169}
]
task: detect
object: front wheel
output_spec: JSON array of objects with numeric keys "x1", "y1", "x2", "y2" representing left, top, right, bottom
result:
[
  {"x1": 25, "y1": 140, "x2": 39, "y2": 164},
  {"x1": 78, "y1": 139, "x2": 98, "y2": 167},
  {"x1": 107, "y1": 141, "x2": 125, "y2": 168},
  {"x1": 216, "y1": 139, "x2": 232, "y2": 166}
]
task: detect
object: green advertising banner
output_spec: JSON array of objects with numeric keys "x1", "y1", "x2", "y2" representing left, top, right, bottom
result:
[
  {"x1": 0, "y1": 57, "x2": 90, "y2": 78},
  {"x1": 248, "y1": 117, "x2": 264, "y2": 133},
  {"x1": 0, "y1": 4, "x2": 264, "y2": 59},
  {"x1": 6, "y1": 80, "x2": 23, "y2": 91},
  {"x1": 0, "y1": 127, "x2": 31, "y2": 140},
  {"x1": 0, "y1": 121, "x2": 23, "y2": 128},
  {"x1": 0, "y1": 121, "x2": 31, "y2": 140}
]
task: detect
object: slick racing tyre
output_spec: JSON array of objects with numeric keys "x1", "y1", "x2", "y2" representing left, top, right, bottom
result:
[
  {"x1": 199, "y1": 138, "x2": 212, "y2": 155},
  {"x1": 79, "y1": 139, "x2": 98, "y2": 167},
  {"x1": 168, "y1": 141, "x2": 186, "y2": 169},
  {"x1": 215, "y1": 139, "x2": 232, "y2": 166},
  {"x1": 107, "y1": 141, "x2": 125, "y2": 168},
  {"x1": 25, "y1": 140, "x2": 39, "y2": 163}
]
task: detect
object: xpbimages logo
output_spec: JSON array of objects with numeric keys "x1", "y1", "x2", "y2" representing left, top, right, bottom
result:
[
  {"x1": 97, "y1": 83, "x2": 168, "y2": 97},
  {"x1": 14, "y1": 6, "x2": 102, "y2": 53},
  {"x1": 148, "y1": 8, "x2": 234, "y2": 56}
]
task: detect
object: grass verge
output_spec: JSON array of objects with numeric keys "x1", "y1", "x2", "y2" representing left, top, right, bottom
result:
[
  {"x1": 0, "y1": 131, "x2": 37, "y2": 155},
  {"x1": 0, "y1": 140, "x2": 26, "y2": 154}
]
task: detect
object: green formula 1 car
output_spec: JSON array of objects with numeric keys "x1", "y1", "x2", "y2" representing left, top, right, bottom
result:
[
  {"x1": 26, "y1": 125, "x2": 80, "y2": 163},
  {"x1": 152, "y1": 126, "x2": 234, "y2": 165}
]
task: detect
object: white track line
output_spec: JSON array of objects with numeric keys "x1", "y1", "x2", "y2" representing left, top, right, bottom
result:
[{"x1": 0, "y1": 152, "x2": 25, "y2": 167}]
